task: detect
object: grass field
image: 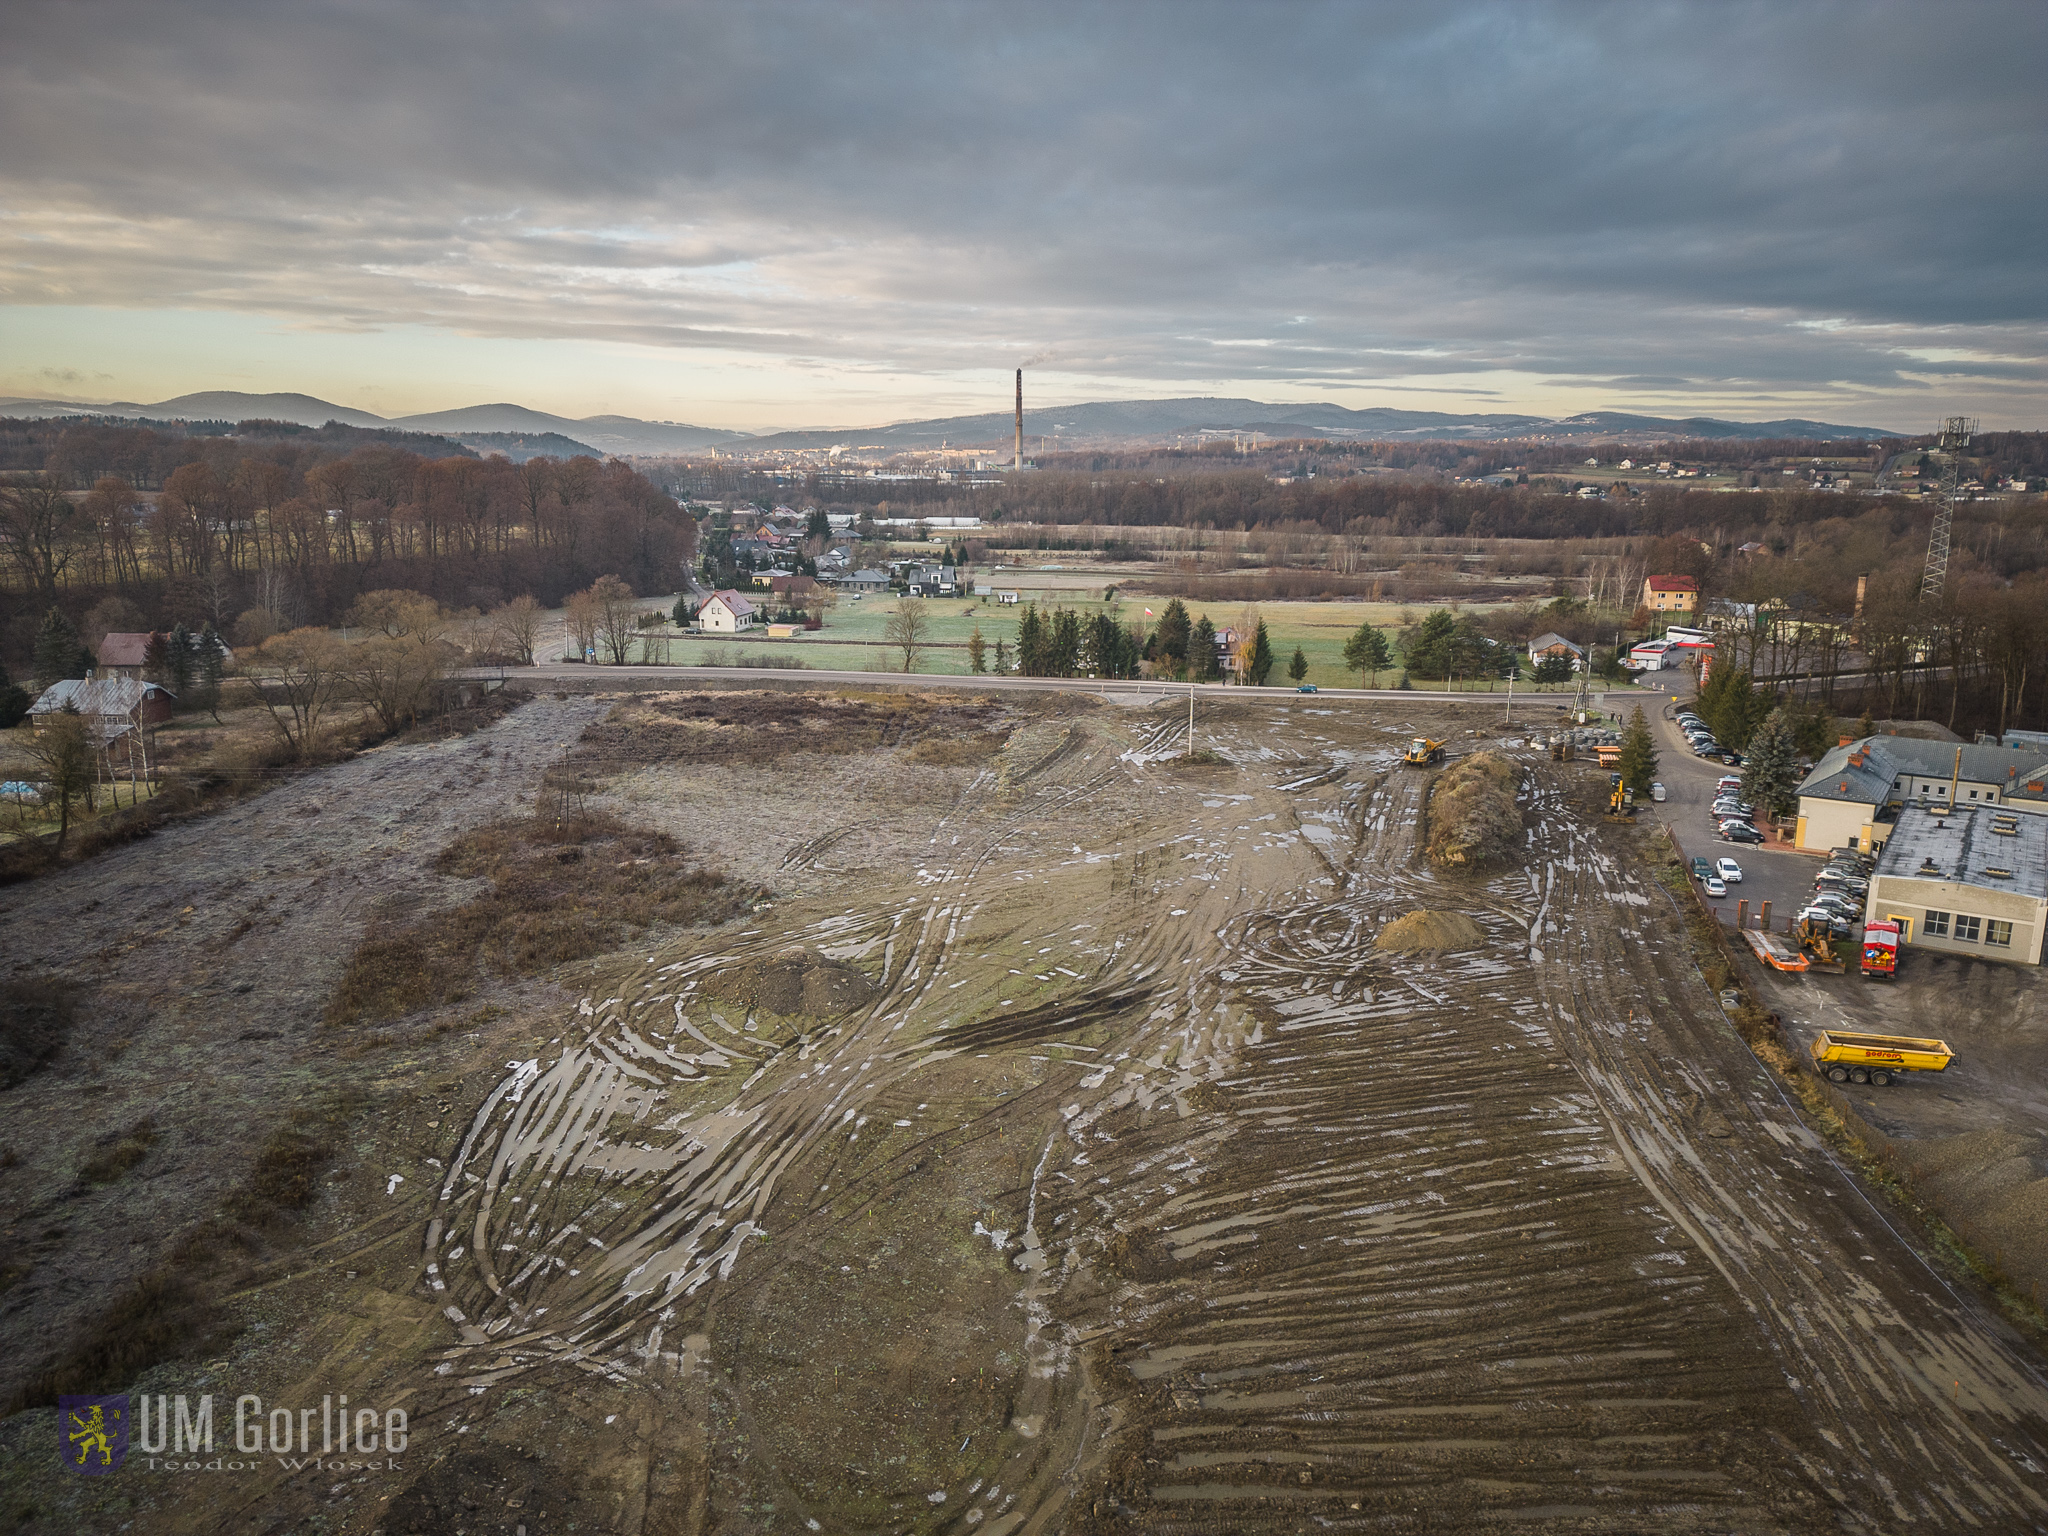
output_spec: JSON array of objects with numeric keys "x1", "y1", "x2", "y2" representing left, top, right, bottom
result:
[{"x1": 623, "y1": 585, "x2": 1589, "y2": 690}]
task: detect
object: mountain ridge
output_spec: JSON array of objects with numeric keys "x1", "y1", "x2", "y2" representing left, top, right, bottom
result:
[{"x1": 0, "y1": 388, "x2": 1904, "y2": 453}]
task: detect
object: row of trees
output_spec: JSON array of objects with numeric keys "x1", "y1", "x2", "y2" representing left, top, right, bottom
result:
[{"x1": 0, "y1": 447, "x2": 694, "y2": 664}]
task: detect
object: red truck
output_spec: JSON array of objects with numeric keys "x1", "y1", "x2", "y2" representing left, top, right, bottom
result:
[{"x1": 1861, "y1": 918, "x2": 1901, "y2": 982}]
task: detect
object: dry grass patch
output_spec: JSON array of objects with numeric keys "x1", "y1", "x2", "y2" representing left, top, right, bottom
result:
[
  {"x1": 325, "y1": 809, "x2": 750, "y2": 1027},
  {"x1": 570, "y1": 689, "x2": 1005, "y2": 772}
]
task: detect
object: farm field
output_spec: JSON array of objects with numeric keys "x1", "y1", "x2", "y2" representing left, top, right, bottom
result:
[
  {"x1": 595, "y1": 583, "x2": 1572, "y2": 691},
  {"x1": 5, "y1": 682, "x2": 2048, "y2": 1533}
]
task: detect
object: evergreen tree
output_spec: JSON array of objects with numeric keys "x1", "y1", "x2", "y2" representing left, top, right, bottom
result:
[
  {"x1": 1695, "y1": 663, "x2": 1771, "y2": 752},
  {"x1": 1533, "y1": 654, "x2": 1575, "y2": 685},
  {"x1": 1288, "y1": 647, "x2": 1309, "y2": 683},
  {"x1": 994, "y1": 637, "x2": 1010, "y2": 674},
  {"x1": 32, "y1": 608, "x2": 91, "y2": 686},
  {"x1": 806, "y1": 506, "x2": 831, "y2": 544},
  {"x1": 0, "y1": 655, "x2": 28, "y2": 729},
  {"x1": 1401, "y1": 610, "x2": 1459, "y2": 679},
  {"x1": 1617, "y1": 705, "x2": 1659, "y2": 794},
  {"x1": 1741, "y1": 706, "x2": 1803, "y2": 819},
  {"x1": 1247, "y1": 621, "x2": 1275, "y2": 686},
  {"x1": 1049, "y1": 607, "x2": 1083, "y2": 677},
  {"x1": 1343, "y1": 621, "x2": 1392, "y2": 685},
  {"x1": 165, "y1": 622, "x2": 196, "y2": 697},
  {"x1": 967, "y1": 626, "x2": 987, "y2": 674},
  {"x1": 1154, "y1": 598, "x2": 1191, "y2": 676},
  {"x1": 191, "y1": 622, "x2": 227, "y2": 719},
  {"x1": 1190, "y1": 615, "x2": 1217, "y2": 681},
  {"x1": 1015, "y1": 604, "x2": 1046, "y2": 676},
  {"x1": 1855, "y1": 707, "x2": 1878, "y2": 741}
]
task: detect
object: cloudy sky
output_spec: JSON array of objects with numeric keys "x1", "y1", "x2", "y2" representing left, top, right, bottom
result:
[{"x1": 3, "y1": 0, "x2": 2044, "y2": 430}]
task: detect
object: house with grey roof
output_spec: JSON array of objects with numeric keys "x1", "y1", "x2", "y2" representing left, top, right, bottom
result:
[{"x1": 1794, "y1": 735, "x2": 2048, "y2": 852}]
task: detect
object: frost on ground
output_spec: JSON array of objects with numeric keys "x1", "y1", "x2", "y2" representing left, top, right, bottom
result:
[{"x1": 8, "y1": 688, "x2": 2048, "y2": 1536}]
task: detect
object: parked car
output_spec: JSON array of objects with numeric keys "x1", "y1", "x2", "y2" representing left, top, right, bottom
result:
[
  {"x1": 1720, "y1": 822, "x2": 1765, "y2": 843},
  {"x1": 1691, "y1": 856, "x2": 1713, "y2": 880},
  {"x1": 1705, "y1": 875, "x2": 1728, "y2": 896},
  {"x1": 1650, "y1": 782, "x2": 1667, "y2": 802},
  {"x1": 1715, "y1": 857, "x2": 1744, "y2": 883},
  {"x1": 1807, "y1": 895, "x2": 1860, "y2": 918},
  {"x1": 1705, "y1": 750, "x2": 1742, "y2": 766},
  {"x1": 1716, "y1": 776, "x2": 1744, "y2": 791},
  {"x1": 1296, "y1": 683, "x2": 1318, "y2": 693}
]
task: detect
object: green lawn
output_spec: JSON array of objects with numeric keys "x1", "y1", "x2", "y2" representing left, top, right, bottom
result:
[{"x1": 630, "y1": 590, "x2": 1593, "y2": 690}]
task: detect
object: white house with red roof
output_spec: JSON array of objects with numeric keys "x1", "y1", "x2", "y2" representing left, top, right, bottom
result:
[{"x1": 698, "y1": 590, "x2": 757, "y2": 633}]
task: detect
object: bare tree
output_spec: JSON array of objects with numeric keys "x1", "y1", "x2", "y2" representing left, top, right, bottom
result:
[
  {"x1": 0, "y1": 480, "x2": 86, "y2": 600},
  {"x1": 252, "y1": 629, "x2": 347, "y2": 758},
  {"x1": 344, "y1": 633, "x2": 450, "y2": 733},
  {"x1": 24, "y1": 709, "x2": 96, "y2": 851},
  {"x1": 493, "y1": 594, "x2": 546, "y2": 665},
  {"x1": 587, "y1": 575, "x2": 638, "y2": 664},
  {"x1": 884, "y1": 597, "x2": 931, "y2": 672},
  {"x1": 565, "y1": 590, "x2": 601, "y2": 662}
]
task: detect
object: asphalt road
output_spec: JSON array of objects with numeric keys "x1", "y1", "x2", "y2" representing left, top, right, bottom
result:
[
  {"x1": 489, "y1": 659, "x2": 1620, "y2": 712},
  {"x1": 1634, "y1": 680, "x2": 1829, "y2": 934}
]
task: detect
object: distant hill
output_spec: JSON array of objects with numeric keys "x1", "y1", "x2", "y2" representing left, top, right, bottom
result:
[
  {"x1": 0, "y1": 389, "x2": 1902, "y2": 454},
  {"x1": 0, "y1": 392, "x2": 751, "y2": 456},
  {"x1": 453, "y1": 430, "x2": 598, "y2": 462},
  {"x1": 743, "y1": 398, "x2": 1902, "y2": 450}
]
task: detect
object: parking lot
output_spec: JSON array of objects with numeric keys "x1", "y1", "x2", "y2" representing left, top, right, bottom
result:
[{"x1": 1628, "y1": 680, "x2": 1834, "y2": 931}]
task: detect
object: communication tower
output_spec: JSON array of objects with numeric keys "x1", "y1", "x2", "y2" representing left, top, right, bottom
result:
[{"x1": 1920, "y1": 416, "x2": 1976, "y2": 601}]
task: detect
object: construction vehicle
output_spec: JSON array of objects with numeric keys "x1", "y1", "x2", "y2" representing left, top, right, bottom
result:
[
  {"x1": 1810, "y1": 1029, "x2": 1952, "y2": 1086},
  {"x1": 1403, "y1": 736, "x2": 1446, "y2": 766},
  {"x1": 1860, "y1": 917, "x2": 1900, "y2": 981},
  {"x1": 1606, "y1": 774, "x2": 1636, "y2": 819},
  {"x1": 1795, "y1": 916, "x2": 1847, "y2": 972}
]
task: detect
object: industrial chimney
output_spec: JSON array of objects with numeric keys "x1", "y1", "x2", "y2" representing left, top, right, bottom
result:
[{"x1": 1014, "y1": 369, "x2": 1024, "y2": 471}]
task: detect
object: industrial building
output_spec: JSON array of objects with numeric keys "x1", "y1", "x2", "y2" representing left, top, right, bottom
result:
[
  {"x1": 1865, "y1": 805, "x2": 2048, "y2": 967},
  {"x1": 1793, "y1": 735, "x2": 2048, "y2": 852}
]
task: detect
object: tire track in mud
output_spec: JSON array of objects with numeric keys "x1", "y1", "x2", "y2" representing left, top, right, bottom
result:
[
  {"x1": 1521, "y1": 769, "x2": 2048, "y2": 1531},
  {"x1": 420, "y1": 716, "x2": 1235, "y2": 1388},
  {"x1": 1042, "y1": 766, "x2": 1826, "y2": 1532}
]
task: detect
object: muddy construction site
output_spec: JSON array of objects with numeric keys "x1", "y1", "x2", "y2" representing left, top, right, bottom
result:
[{"x1": 7, "y1": 684, "x2": 2048, "y2": 1534}]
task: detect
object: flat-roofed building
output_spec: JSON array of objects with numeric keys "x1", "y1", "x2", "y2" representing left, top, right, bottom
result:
[{"x1": 1866, "y1": 805, "x2": 2048, "y2": 966}]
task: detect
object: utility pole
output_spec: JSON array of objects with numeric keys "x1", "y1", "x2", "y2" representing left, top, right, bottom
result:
[{"x1": 1187, "y1": 682, "x2": 1195, "y2": 759}]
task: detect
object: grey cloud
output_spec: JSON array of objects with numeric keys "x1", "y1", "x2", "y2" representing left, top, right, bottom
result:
[{"x1": 3, "y1": 0, "x2": 2045, "y2": 421}]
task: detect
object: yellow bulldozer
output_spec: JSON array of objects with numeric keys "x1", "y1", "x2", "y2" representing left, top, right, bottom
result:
[{"x1": 1402, "y1": 736, "x2": 1446, "y2": 766}]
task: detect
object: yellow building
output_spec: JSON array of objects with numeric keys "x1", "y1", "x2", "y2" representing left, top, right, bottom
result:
[{"x1": 1642, "y1": 575, "x2": 1699, "y2": 613}]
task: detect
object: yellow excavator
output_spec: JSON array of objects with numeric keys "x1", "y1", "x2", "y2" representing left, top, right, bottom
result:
[
  {"x1": 1606, "y1": 774, "x2": 1636, "y2": 819},
  {"x1": 1402, "y1": 736, "x2": 1446, "y2": 766}
]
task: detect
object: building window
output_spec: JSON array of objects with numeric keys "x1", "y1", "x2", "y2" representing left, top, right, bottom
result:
[
  {"x1": 1955, "y1": 914, "x2": 1982, "y2": 943},
  {"x1": 1935, "y1": 785, "x2": 1947, "y2": 796},
  {"x1": 1986, "y1": 920, "x2": 2014, "y2": 948},
  {"x1": 1924, "y1": 910, "x2": 1950, "y2": 936}
]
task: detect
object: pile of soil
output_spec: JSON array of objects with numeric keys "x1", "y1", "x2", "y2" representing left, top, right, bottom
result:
[
  {"x1": 1378, "y1": 909, "x2": 1486, "y2": 954},
  {"x1": 702, "y1": 949, "x2": 878, "y2": 1019},
  {"x1": 1888, "y1": 1129, "x2": 2048, "y2": 1285},
  {"x1": 1424, "y1": 751, "x2": 1523, "y2": 868}
]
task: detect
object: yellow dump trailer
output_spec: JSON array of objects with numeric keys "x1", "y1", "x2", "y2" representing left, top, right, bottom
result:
[{"x1": 1809, "y1": 1029, "x2": 1953, "y2": 1087}]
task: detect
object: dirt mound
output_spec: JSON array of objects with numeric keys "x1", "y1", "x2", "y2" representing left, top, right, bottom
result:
[
  {"x1": 702, "y1": 948, "x2": 878, "y2": 1018},
  {"x1": 1424, "y1": 750, "x2": 1523, "y2": 867},
  {"x1": 1377, "y1": 909, "x2": 1485, "y2": 954}
]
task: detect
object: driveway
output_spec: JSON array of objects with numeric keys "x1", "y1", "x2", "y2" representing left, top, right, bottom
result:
[{"x1": 1631, "y1": 680, "x2": 1826, "y2": 933}]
